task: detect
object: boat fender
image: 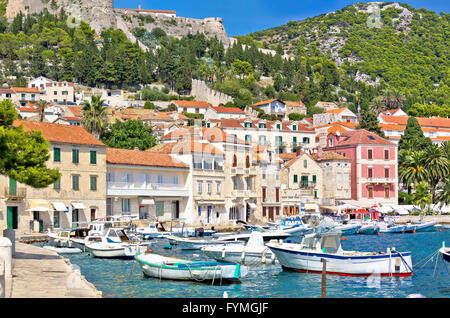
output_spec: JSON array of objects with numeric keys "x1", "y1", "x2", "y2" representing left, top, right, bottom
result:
[
  {"x1": 340, "y1": 237, "x2": 347, "y2": 240},
  {"x1": 233, "y1": 263, "x2": 241, "y2": 279},
  {"x1": 221, "y1": 248, "x2": 226, "y2": 258},
  {"x1": 241, "y1": 250, "x2": 246, "y2": 261},
  {"x1": 261, "y1": 248, "x2": 267, "y2": 263},
  {"x1": 146, "y1": 249, "x2": 153, "y2": 254},
  {"x1": 322, "y1": 247, "x2": 328, "y2": 253}
]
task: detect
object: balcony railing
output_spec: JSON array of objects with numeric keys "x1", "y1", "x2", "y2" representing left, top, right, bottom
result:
[
  {"x1": 231, "y1": 167, "x2": 257, "y2": 175},
  {"x1": 366, "y1": 177, "x2": 396, "y2": 184},
  {"x1": 282, "y1": 188, "x2": 314, "y2": 198},
  {"x1": 107, "y1": 181, "x2": 185, "y2": 190},
  {"x1": 5, "y1": 187, "x2": 27, "y2": 199},
  {"x1": 232, "y1": 189, "x2": 256, "y2": 198}
]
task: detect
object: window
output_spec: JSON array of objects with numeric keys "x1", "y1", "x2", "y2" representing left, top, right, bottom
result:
[
  {"x1": 385, "y1": 168, "x2": 390, "y2": 178},
  {"x1": 303, "y1": 160, "x2": 307, "y2": 168},
  {"x1": 198, "y1": 206, "x2": 202, "y2": 216},
  {"x1": 72, "y1": 175, "x2": 79, "y2": 191},
  {"x1": 312, "y1": 175, "x2": 317, "y2": 184},
  {"x1": 90, "y1": 176, "x2": 97, "y2": 191},
  {"x1": 292, "y1": 125, "x2": 297, "y2": 131},
  {"x1": 368, "y1": 149, "x2": 373, "y2": 160},
  {"x1": 245, "y1": 135, "x2": 252, "y2": 144},
  {"x1": 293, "y1": 174, "x2": 298, "y2": 183},
  {"x1": 263, "y1": 207, "x2": 267, "y2": 217},
  {"x1": 90, "y1": 150, "x2": 97, "y2": 164},
  {"x1": 204, "y1": 159, "x2": 213, "y2": 170},
  {"x1": 259, "y1": 123, "x2": 266, "y2": 129},
  {"x1": 384, "y1": 149, "x2": 390, "y2": 160},
  {"x1": 276, "y1": 188, "x2": 280, "y2": 202},
  {"x1": 193, "y1": 157, "x2": 203, "y2": 169},
  {"x1": 54, "y1": 147, "x2": 61, "y2": 162},
  {"x1": 262, "y1": 187, "x2": 266, "y2": 202},
  {"x1": 328, "y1": 139, "x2": 333, "y2": 147},
  {"x1": 384, "y1": 187, "x2": 390, "y2": 198},
  {"x1": 368, "y1": 168, "x2": 373, "y2": 178},
  {"x1": 276, "y1": 136, "x2": 283, "y2": 146},
  {"x1": 216, "y1": 182, "x2": 221, "y2": 195},
  {"x1": 207, "y1": 182, "x2": 212, "y2": 194},
  {"x1": 54, "y1": 178, "x2": 61, "y2": 190},
  {"x1": 232, "y1": 177, "x2": 237, "y2": 190},
  {"x1": 72, "y1": 149, "x2": 79, "y2": 164},
  {"x1": 157, "y1": 175, "x2": 163, "y2": 184},
  {"x1": 303, "y1": 137, "x2": 310, "y2": 144},
  {"x1": 293, "y1": 137, "x2": 297, "y2": 147},
  {"x1": 276, "y1": 123, "x2": 281, "y2": 129},
  {"x1": 173, "y1": 176, "x2": 179, "y2": 185},
  {"x1": 106, "y1": 198, "x2": 113, "y2": 216},
  {"x1": 314, "y1": 190, "x2": 318, "y2": 199},
  {"x1": 197, "y1": 181, "x2": 203, "y2": 194},
  {"x1": 155, "y1": 202, "x2": 164, "y2": 217},
  {"x1": 195, "y1": 108, "x2": 199, "y2": 114},
  {"x1": 229, "y1": 207, "x2": 238, "y2": 220},
  {"x1": 246, "y1": 155, "x2": 250, "y2": 168},
  {"x1": 259, "y1": 135, "x2": 266, "y2": 146},
  {"x1": 206, "y1": 122, "x2": 211, "y2": 128},
  {"x1": 368, "y1": 187, "x2": 374, "y2": 199},
  {"x1": 232, "y1": 154, "x2": 237, "y2": 167},
  {"x1": 262, "y1": 171, "x2": 266, "y2": 180},
  {"x1": 246, "y1": 177, "x2": 252, "y2": 190}
]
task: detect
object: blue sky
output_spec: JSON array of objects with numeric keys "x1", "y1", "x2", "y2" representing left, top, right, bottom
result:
[{"x1": 114, "y1": 1, "x2": 449, "y2": 36}]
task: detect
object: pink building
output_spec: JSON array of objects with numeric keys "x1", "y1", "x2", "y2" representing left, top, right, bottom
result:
[{"x1": 324, "y1": 130, "x2": 398, "y2": 208}]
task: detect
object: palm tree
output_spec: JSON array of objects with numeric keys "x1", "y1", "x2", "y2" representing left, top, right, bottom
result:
[
  {"x1": 411, "y1": 181, "x2": 432, "y2": 220},
  {"x1": 436, "y1": 176, "x2": 450, "y2": 208},
  {"x1": 423, "y1": 144, "x2": 449, "y2": 203},
  {"x1": 38, "y1": 100, "x2": 48, "y2": 122},
  {"x1": 399, "y1": 150, "x2": 429, "y2": 194},
  {"x1": 81, "y1": 95, "x2": 107, "y2": 139}
]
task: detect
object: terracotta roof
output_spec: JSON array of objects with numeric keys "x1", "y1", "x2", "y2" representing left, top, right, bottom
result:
[
  {"x1": 310, "y1": 151, "x2": 351, "y2": 161},
  {"x1": 381, "y1": 108, "x2": 402, "y2": 115},
  {"x1": 251, "y1": 99, "x2": 279, "y2": 107},
  {"x1": 278, "y1": 153, "x2": 297, "y2": 160},
  {"x1": 379, "y1": 115, "x2": 450, "y2": 129},
  {"x1": 324, "y1": 107, "x2": 348, "y2": 114},
  {"x1": 13, "y1": 120, "x2": 105, "y2": 146},
  {"x1": 333, "y1": 130, "x2": 394, "y2": 146},
  {"x1": 106, "y1": 148, "x2": 188, "y2": 169},
  {"x1": 148, "y1": 140, "x2": 224, "y2": 156},
  {"x1": 68, "y1": 106, "x2": 83, "y2": 117},
  {"x1": 379, "y1": 123, "x2": 406, "y2": 131},
  {"x1": 172, "y1": 100, "x2": 212, "y2": 108},
  {"x1": 17, "y1": 106, "x2": 41, "y2": 112},
  {"x1": 0, "y1": 89, "x2": 14, "y2": 94},
  {"x1": 210, "y1": 106, "x2": 246, "y2": 114},
  {"x1": 11, "y1": 87, "x2": 41, "y2": 93},
  {"x1": 60, "y1": 116, "x2": 81, "y2": 121},
  {"x1": 161, "y1": 127, "x2": 249, "y2": 146},
  {"x1": 432, "y1": 136, "x2": 450, "y2": 141}
]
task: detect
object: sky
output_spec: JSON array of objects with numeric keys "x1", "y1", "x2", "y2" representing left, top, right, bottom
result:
[{"x1": 114, "y1": 0, "x2": 449, "y2": 36}]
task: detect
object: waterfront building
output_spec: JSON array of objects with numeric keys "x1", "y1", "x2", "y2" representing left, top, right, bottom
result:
[
  {"x1": 105, "y1": 148, "x2": 190, "y2": 221},
  {"x1": 11, "y1": 87, "x2": 43, "y2": 106},
  {"x1": 0, "y1": 121, "x2": 107, "y2": 233},
  {"x1": 324, "y1": 129, "x2": 398, "y2": 208},
  {"x1": 378, "y1": 115, "x2": 450, "y2": 144},
  {"x1": 207, "y1": 118, "x2": 316, "y2": 153}
]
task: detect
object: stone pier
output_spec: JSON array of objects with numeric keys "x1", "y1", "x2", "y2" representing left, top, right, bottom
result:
[{"x1": 4, "y1": 242, "x2": 101, "y2": 298}]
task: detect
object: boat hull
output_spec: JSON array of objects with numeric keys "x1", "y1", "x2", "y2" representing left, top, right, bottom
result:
[
  {"x1": 267, "y1": 244, "x2": 413, "y2": 277},
  {"x1": 440, "y1": 248, "x2": 450, "y2": 263},
  {"x1": 336, "y1": 224, "x2": 362, "y2": 235},
  {"x1": 357, "y1": 225, "x2": 380, "y2": 235},
  {"x1": 86, "y1": 243, "x2": 147, "y2": 259},
  {"x1": 135, "y1": 253, "x2": 248, "y2": 283},
  {"x1": 202, "y1": 248, "x2": 277, "y2": 265}
]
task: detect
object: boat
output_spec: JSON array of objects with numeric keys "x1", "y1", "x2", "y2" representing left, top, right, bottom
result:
[
  {"x1": 268, "y1": 217, "x2": 313, "y2": 236},
  {"x1": 48, "y1": 228, "x2": 90, "y2": 248},
  {"x1": 135, "y1": 252, "x2": 248, "y2": 283},
  {"x1": 266, "y1": 231, "x2": 413, "y2": 277},
  {"x1": 135, "y1": 221, "x2": 189, "y2": 239},
  {"x1": 85, "y1": 228, "x2": 150, "y2": 259},
  {"x1": 334, "y1": 223, "x2": 362, "y2": 235},
  {"x1": 379, "y1": 221, "x2": 411, "y2": 233},
  {"x1": 167, "y1": 235, "x2": 244, "y2": 250},
  {"x1": 201, "y1": 232, "x2": 277, "y2": 265},
  {"x1": 411, "y1": 221, "x2": 436, "y2": 232},
  {"x1": 215, "y1": 229, "x2": 291, "y2": 242},
  {"x1": 43, "y1": 245, "x2": 83, "y2": 254},
  {"x1": 357, "y1": 223, "x2": 380, "y2": 235}
]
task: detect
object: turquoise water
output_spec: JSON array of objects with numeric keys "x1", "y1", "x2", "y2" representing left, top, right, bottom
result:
[{"x1": 47, "y1": 231, "x2": 450, "y2": 298}]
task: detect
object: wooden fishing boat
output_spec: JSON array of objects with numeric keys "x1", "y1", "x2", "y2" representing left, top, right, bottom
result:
[
  {"x1": 135, "y1": 252, "x2": 248, "y2": 283},
  {"x1": 267, "y1": 232, "x2": 413, "y2": 277}
]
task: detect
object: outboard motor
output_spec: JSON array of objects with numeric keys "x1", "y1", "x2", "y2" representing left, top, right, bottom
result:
[{"x1": 195, "y1": 227, "x2": 205, "y2": 237}]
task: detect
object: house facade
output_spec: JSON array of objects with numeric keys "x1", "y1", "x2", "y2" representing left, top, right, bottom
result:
[
  {"x1": 0, "y1": 121, "x2": 107, "y2": 233},
  {"x1": 204, "y1": 106, "x2": 247, "y2": 121},
  {"x1": 324, "y1": 130, "x2": 398, "y2": 208}
]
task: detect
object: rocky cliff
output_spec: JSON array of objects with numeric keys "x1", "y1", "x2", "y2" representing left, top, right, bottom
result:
[{"x1": 5, "y1": 0, "x2": 230, "y2": 46}]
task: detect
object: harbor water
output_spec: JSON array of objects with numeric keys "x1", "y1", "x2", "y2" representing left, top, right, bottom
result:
[{"x1": 40, "y1": 230, "x2": 450, "y2": 298}]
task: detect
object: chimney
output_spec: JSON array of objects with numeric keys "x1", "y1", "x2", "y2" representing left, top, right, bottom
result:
[
  {"x1": 317, "y1": 147, "x2": 323, "y2": 159},
  {"x1": 295, "y1": 147, "x2": 302, "y2": 157}
]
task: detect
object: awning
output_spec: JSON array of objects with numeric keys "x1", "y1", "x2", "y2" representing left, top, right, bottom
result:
[
  {"x1": 26, "y1": 199, "x2": 52, "y2": 212},
  {"x1": 141, "y1": 198, "x2": 155, "y2": 205},
  {"x1": 71, "y1": 202, "x2": 86, "y2": 210},
  {"x1": 304, "y1": 203, "x2": 319, "y2": 211},
  {"x1": 52, "y1": 202, "x2": 67, "y2": 212},
  {"x1": 247, "y1": 201, "x2": 257, "y2": 210}
]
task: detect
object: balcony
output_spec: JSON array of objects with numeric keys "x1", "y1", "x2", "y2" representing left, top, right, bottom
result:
[
  {"x1": 5, "y1": 187, "x2": 27, "y2": 200},
  {"x1": 231, "y1": 167, "x2": 257, "y2": 175},
  {"x1": 232, "y1": 189, "x2": 256, "y2": 198},
  {"x1": 365, "y1": 177, "x2": 397, "y2": 184},
  {"x1": 194, "y1": 168, "x2": 224, "y2": 177},
  {"x1": 282, "y1": 188, "x2": 314, "y2": 199},
  {"x1": 107, "y1": 181, "x2": 188, "y2": 197}
]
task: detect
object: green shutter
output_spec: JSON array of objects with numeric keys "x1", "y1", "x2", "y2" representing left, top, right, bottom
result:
[
  {"x1": 72, "y1": 175, "x2": 79, "y2": 190},
  {"x1": 293, "y1": 175, "x2": 298, "y2": 183},
  {"x1": 90, "y1": 176, "x2": 97, "y2": 191},
  {"x1": 54, "y1": 148, "x2": 61, "y2": 162},
  {"x1": 72, "y1": 149, "x2": 79, "y2": 164},
  {"x1": 313, "y1": 175, "x2": 317, "y2": 183},
  {"x1": 9, "y1": 178, "x2": 17, "y2": 196},
  {"x1": 90, "y1": 150, "x2": 97, "y2": 164},
  {"x1": 293, "y1": 137, "x2": 297, "y2": 147},
  {"x1": 54, "y1": 178, "x2": 60, "y2": 190}
]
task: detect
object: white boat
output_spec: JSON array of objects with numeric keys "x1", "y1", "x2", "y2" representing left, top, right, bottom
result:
[
  {"x1": 379, "y1": 222, "x2": 408, "y2": 233},
  {"x1": 202, "y1": 232, "x2": 277, "y2": 265},
  {"x1": 216, "y1": 229, "x2": 291, "y2": 242},
  {"x1": 269, "y1": 217, "x2": 313, "y2": 236},
  {"x1": 47, "y1": 229, "x2": 72, "y2": 247},
  {"x1": 135, "y1": 252, "x2": 248, "y2": 283},
  {"x1": 267, "y1": 231, "x2": 413, "y2": 277},
  {"x1": 85, "y1": 228, "x2": 150, "y2": 259},
  {"x1": 135, "y1": 221, "x2": 188, "y2": 239},
  {"x1": 43, "y1": 245, "x2": 83, "y2": 254},
  {"x1": 356, "y1": 223, "x2": 380, "y2": 235},
  {"x1": 167, "y1": 235, "x2": 244, "y2": 250},
  {"x1": 334, "y1": 223, "x2": 362, "y2": 235},
  {"x1": 410, "y1": 221, "x2": 436, "y2": 232}
]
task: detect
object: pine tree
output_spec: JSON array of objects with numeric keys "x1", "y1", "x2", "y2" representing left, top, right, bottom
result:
[
  {"x1": 399, "y1": 117, "x2": 432, "y2": 152},
  {"x1": 356, "y1": 111, "x2": 385, "y2": 138}
]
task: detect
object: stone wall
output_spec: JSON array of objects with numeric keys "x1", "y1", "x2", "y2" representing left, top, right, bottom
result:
[{"x1": 190, "y1": 79, "x2": 234, "y2": 106}]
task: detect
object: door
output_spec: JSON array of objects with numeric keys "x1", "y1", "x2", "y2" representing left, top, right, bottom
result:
[
  {"x1": 139, "y1": 206, "x2": 148, "y2": 220},
  {"x1": 90, "y1": 209, "x2": 96, "y2": 221},
  {"x1": 7, "y1": 206, "x2": 18, "y2": 229},
  {"x1": 268, "y1": 207, "x2": 274, "y2": 221},
  {"x1": 171, "y1": 201, "x2": 180, "y2": 219},
  {"x1": 72, "y1": 209, "x2": 79, "y2": 224},
  {"x1": 9, "y1": 178, "x2": 17, "y2": 196},
  {"x1": 207, "y1": 206, "x2": 212, "y2": 224}
]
